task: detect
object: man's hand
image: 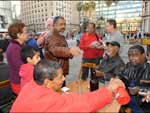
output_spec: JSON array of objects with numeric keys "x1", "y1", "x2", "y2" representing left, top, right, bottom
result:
[
  {"x1": 139, "y1": 91, "x2": 150, "y2": 103},
  {"x1": 142, "y1": 93, "x2": 150, "y2": 103},
  {"x1": 140, "y1": 80, "x2": 150, "y2": 84},
  {"x1": 96, "y1": 70, "x2": 104, "y2": 77},
  {"x1": 95, "y1": 45, "x2": 104, "y2": 49},
  {"x1": 37, "y1": 36, "x2": 45, "y2": 46},
  {"x1": 106, "y1": 78, "x2": 125, "y2": 93},
  {"x1": 89, "y1": 43, "x2": 96, "y2": 48},
  {"x1": 89, "y1": 41, "x2": 101, "y2": 48},
  {"x1": 69, "y1": 47, "x2": 81, "y2": 56}
]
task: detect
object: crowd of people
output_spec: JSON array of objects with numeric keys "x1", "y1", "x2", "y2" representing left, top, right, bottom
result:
[{"x1": 0, "y1": 16, "x2": 150, "y2": 113}]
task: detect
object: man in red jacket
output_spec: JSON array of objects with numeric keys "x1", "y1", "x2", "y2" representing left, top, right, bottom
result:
[
  {"x1": 11, "y1": 60, "x2": 125, "y2": 112},
  {"x1": 79, "y1": 22, "x2": 104, "y2": 91}
]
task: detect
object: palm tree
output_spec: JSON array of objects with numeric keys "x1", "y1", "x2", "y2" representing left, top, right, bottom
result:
[
  {"x1": 76, "y1": 2, "x2": 82, "y2": 12},
  {"x1": 81, "y1": 2, "x2": 90, "y2": 17},
  {"x1": 88, "y1": 1, "x2": 96, "y2": 19},
  {"x1": 113, "y1": 0, "x2": 120, "y2": 19},
  {"x1": 76, "y1": 2, "x2": 82, "y2": 31},
  {"x1": 76, "y1": 1, "x2": 96, "y2": 32},
  {"x1": 76, "y1": 2, "x2": 82, "y2": 29},
  {"x1": 105, "y1": 0, "x2": 113, "y2": 19},
  {"x1": 76, "y1": 1, "x2": 95, "y2": 19}
]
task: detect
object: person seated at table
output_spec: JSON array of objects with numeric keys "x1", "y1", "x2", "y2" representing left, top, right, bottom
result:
[
  {"x1": 11, "y1": 60, "x2": 125, "y2": 112},
  {"x1": 118, "y1": 45, "x2": 150, "y2": 113},
  {"x1": 93, "y1": 41, "x2": 125, "y2": 91}
]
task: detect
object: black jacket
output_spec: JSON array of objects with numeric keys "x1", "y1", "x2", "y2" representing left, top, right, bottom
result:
[
  {"x1": 119, "y1": 61, "x2": 150, "y2": 87},
  {"x1": 0, "y1": 63, "x2": 13, "y2": 105},
  {"x1": 98, "y1": 54, "x2": 125, "y2": 82},
  {"x1": 118, "y1": 61, "x2": 150, "y2": 112}
]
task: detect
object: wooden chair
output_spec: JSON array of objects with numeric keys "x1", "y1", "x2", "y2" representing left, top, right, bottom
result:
[{"x1": 77, "y1": 63, "x2": 97, "y2": 80}]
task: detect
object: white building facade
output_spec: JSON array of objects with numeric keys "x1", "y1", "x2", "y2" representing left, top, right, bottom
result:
[
  {"x1": 0, "y1": 1, "x2": 12, "y2": 30},
  {"x1": 20, "y1": 1, "x2": 79, "y2": 33},
  {"x1": 142, "y1": 1, "x2": 150, "y2": 33}
]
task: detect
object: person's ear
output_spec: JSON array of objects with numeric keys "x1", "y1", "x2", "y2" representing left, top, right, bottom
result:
[
  {"x1": 115, "y1": 47, "x2": 120, "y2": 53},
  {"x1": 43, "y1": 78, "x2": 53, "y2": 88},
  {"x1": 17, "y1": 33, "x2": 21, "y2": 38},
  {"x1": 27, "y1": 57, "x2": 32, "y2": 63},
  {"x1": 142, "y1": 53, "x2": 146, "y2": 58},
  {"x1": 116, "y1": 47, "x2": 120, "y2": 51}
]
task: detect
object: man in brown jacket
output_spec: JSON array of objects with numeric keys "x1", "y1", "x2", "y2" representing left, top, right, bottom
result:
[{"x1": 44, "y1": 16, "x2": 81, "y2": 86}]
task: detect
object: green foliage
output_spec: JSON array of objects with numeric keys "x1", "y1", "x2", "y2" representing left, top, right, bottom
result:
[
  {"x1": 76, "y1": 1, "x2": 95, "y2": 12},
  {"x1": 112, "y1": 0, "x2": 120, "y2": 5},
  {"x1": 76, "y1": 2, "x2": 82, "y2": 12},
  {"x1": 82, "y1": 2, "x2": 89, "y2": 12},
  {"x1": 105, "y1": 0, "x2": 113, "y2": 7},
  {"x1": 88, "y1": 1, "x2": 95, "y2": 11}
]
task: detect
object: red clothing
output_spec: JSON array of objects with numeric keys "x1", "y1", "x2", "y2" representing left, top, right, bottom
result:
[
  {"x1": 10, "y1": 82, "x2": 20, "y2": 95},
  {"x1": 11, "y1": 80, "x2": 112, "y2": 112},
  {"x1": 19, "y1": 64, "x2": 34, "y2": 89},
  {"x1": 79, "y1": 32, "x2": 104, "y2": 59}
]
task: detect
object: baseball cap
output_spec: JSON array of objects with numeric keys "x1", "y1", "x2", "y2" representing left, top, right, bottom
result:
[{"x1": 106, "y1": 41, "x2": 120, "y2": 48}]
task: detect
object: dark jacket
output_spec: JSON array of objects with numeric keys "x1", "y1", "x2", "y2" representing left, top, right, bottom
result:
[
  {"x1": 118, "y1": 61, "x2": 150, "y2": 112},
  {"x1": 44, "y1": 30, "x2": 73, "y2": 75},
  {"x1": 98, "y1": 54, "x2": 125, "y2": 82},
  {"x1": 0, "y1": 39, "x2": 9, "y2": 52},
  {"x1": 119, "y1": 61, "x2": 150, "y2": 87},
  {"x1": 0, "y1": 63, "x2": 13, "y2": 105}
]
